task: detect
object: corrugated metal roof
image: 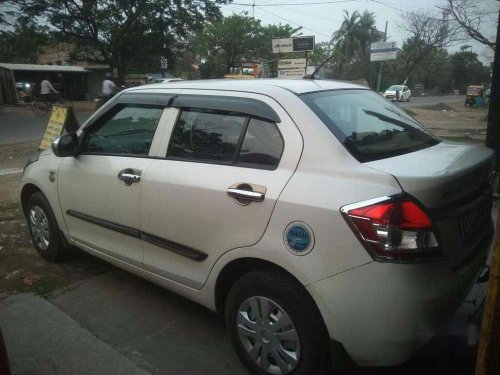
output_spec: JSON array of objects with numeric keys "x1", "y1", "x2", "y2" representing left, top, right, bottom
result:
[{"x1": 0, "y1": 63, "x2": 88, "y2": 73}]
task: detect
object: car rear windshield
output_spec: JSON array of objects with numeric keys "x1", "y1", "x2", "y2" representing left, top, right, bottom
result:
[
  {"x1": 387, "y1": 85, "x2": 404, "y2": 91},
  {"x1": 300, "y1": 90, "x2": 439, "y2": 162}
]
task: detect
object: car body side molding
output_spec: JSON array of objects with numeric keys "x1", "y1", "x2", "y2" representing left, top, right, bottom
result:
[{"x1": 66, "y1": 210, "x2": 207, "y2": 261}]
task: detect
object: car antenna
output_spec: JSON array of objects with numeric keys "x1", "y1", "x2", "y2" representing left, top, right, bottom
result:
[{"x1": 303, "y1": 53, "x2": 335, "y2": 80}]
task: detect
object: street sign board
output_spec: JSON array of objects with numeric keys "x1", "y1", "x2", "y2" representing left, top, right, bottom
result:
[
  {"x1": 293, "y1": 36, "x2": 315, "y2": 52},
  {"x1": 278, "y1": 69, "x2": 305, "y2": 80},
  {"x1": 278, "y1": 58, "x2": 307, "y2": 69},
  {"x1": 160, "y1": 56, "x2": 168, "y2": 69},
  {"x1": 272, "y1": 36, "x2": 315, "y2": 53},
  {"x1": 272, "y1": 38, "x2": 294, "y2": 53},
  {"x1": 370, "y1": 42, "x2": 397, "y2": 61}
]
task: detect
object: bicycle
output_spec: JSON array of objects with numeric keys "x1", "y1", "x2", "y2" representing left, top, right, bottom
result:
[{"x1": 31, "y1": 94, "x2": 73, "y2": 116}]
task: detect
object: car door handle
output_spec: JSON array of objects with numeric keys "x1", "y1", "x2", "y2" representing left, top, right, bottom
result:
[
  {"x1": 118, "y1": 168, "x2": 141, "y2": 186},
  {"x1": 227, "y1": 183, "x2": 267, "y2": 205}
]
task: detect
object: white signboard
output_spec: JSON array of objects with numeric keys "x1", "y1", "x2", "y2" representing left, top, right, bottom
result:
[
  {"x1": 272, "y1": 38, "x2": 293, "y2": 53},
  {"x1": 278, "y1": 58, "x2": 307, "y2": 69},
  {"x1": 370, "y1": 42, "x2": 397, "y2": 62},
  {"x1": 278, "y1": 69, "x2": 305, "y2": 80},
  {"x1": 160, "y1": 56, "x2": 168, "y2": 69}
]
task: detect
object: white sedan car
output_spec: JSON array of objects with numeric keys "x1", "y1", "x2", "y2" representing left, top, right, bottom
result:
[
  {"x1": 21, "y1": 79, "x2": 492, "y2": 374},
  {"x1": 384, "y1": 84, "x2": 411, "y2": 101}
]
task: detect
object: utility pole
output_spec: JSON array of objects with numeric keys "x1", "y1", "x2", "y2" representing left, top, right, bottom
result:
[
  {"x1": 485, "y1": 10, "x2": 500, "y2": 166},
  {"x1": 252, "y1": 0, "x2": 255, "y2": 18},
  {"x1": 376, "y1": 21, "x2": 388, "y2": 93}
]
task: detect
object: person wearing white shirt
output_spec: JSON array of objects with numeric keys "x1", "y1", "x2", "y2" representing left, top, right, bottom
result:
[
  {"x1": 40, "y1": 76, "x2": 58, "y2": 102},
  {"x1": 102, "y1": 73, "x2": 116, "y2": 98}
]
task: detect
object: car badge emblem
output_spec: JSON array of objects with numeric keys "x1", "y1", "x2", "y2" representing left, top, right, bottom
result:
[{"x1": 284, "y1": 222, "x2": 315, "y2": 255}]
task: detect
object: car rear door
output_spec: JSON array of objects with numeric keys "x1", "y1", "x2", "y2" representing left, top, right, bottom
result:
[
  {"x1": 58, "y1": 93, "x2": 173, "y2": 267},
  {"x1": 140, "y1": 91, "x2": 303, "y2": 288}
]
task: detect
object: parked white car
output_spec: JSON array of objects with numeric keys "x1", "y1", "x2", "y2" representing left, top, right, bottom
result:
[
  {"x1": 384, "y1": 84, "x2": 411, "y2": 101},
  {"x1": 21, "y1": 79, "x2": 493, "y2": 374}
]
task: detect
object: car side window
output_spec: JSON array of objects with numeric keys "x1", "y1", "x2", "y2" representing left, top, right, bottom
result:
[
  {"x1": 237, "y1": 118, "x2": 283, "y2": 169},
  {"x1": 81, "y1": 104, "x2": 163, "y2": 156},
  {"x1": 167, "y1": 109, "x2": 246, "y2": 162}
]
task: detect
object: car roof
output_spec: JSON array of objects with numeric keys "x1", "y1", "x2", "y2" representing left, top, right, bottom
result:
[{"x1": 127, "y1": 78, "x2": 368, "y2": 95}]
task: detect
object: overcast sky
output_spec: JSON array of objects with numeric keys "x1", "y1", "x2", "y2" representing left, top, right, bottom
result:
[{"x1": 222, "y1": 0, "x2": 499, "y2": 64}]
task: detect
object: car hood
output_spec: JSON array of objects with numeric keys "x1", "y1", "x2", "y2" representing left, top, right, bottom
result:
[{"x1": 364, "y1": 140, "x2": 494, "y2": 209}]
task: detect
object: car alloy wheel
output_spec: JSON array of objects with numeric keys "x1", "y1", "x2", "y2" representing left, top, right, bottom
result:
[
  {"x1": 237, "y1": 296, "x2": 301, "y2": 375},
  {"x1": 29, "y1": 205, "x2": 50, "y2": 251}
]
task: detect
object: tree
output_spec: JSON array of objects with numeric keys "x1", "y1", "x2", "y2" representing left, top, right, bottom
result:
[
  {"x1": 331, "y1": 10, "x2": 362, "y2": 79},
  {"x1": 396, "y1": 10, "x2": 461, "y2": 83},
  {"x1": 0, "y1": 16, "x2": 49, "y2": 63},
  {"x1": 197, "y1": 13, "x2": 262, "y2": 75},
  {"x1": 329, "y1": 10, "x2": 382, "y2": 81},
  {"x1": 9, "y1": 0, "x2": 227, "y2": 83},
  {"x1": 439, "y1": 0, "x2": 497, "y2": 50},
  {"x1": 451, "y1": 45, "x2": 490, "y2": 92}
]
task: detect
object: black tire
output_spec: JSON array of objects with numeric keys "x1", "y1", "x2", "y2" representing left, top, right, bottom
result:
[
  {"x1": 225, "y1": 270, "x2": 332, "y2": 375},
  {"x1": 26, "y1": 192, "x2": 67, "y2": 262},
  {"x1": 31, "y1": 101, "x2": 50, "y2": 116}
]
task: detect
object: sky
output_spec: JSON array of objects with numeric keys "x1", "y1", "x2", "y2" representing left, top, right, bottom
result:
[{"x1": 221, "y1": 0, "x2": 499, "y2": 64}]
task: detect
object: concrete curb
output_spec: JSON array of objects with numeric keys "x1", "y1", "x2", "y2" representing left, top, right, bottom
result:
[{"x1": 0, "y1": 293, "x2": 150, "y2": 375}]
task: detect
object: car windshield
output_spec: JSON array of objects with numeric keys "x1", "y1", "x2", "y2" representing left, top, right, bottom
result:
[
  {"x1": 301, "y1": 90, "x2": 440, "y2": 162},
  {"x1": 387, "y1": 85, "x2": 404, "y2": 91}
]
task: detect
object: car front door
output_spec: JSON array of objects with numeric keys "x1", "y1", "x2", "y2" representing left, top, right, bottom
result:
[
  {"x1": 140, "y1": 92, "x2": 303, "y2": 289},
  {"x1": 58, "y1": 95, "x2": 170, "y2": 267}
]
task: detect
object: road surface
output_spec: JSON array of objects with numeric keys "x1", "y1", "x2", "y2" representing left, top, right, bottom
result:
[
  {"x1": 0, "y1": 96, "x2": 464, "y2": 146},
  {"x1": 0, "y1": 108, "x2": 92, "y2": 146}
]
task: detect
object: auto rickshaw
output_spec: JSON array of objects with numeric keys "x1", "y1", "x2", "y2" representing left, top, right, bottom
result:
[{"x1": 465, "y1": 85, "x2": 484, "y2": 106}]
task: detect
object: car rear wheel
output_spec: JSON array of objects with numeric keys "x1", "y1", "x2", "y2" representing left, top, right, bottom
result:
[
  {"x1": 27, "y1": 192, "x2": 66, "y2": 262},
  {"x1": 225, "y1": 270, "x2": 331, "y2": 375}
]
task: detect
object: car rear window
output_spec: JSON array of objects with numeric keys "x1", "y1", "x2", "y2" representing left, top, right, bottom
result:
[{"x1": 300, "y1": 90, "x2": 439, "y2": 162}]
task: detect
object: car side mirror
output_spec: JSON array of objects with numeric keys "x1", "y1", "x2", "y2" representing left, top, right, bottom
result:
[{"x1": 52, "y1": 133, "x2": 79, "y2": 157}]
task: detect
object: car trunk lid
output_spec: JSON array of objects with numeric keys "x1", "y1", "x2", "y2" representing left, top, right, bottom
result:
[{"x1": 365, "y1": 141, "x2": 494, "y2": 268}]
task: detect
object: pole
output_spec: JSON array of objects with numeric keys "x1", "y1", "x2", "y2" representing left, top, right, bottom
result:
[
  {"x1": 376, "y1": 20, "x2": 388, "y2": 93},
  {"x1": 305, "y1": 51, "x2": 308, "y2": 76},
  {"x1": 252, "y1": 0, "x2": 255, "y2": 18},
  {"x1": 485, "y1": 10, "x2": 500, "y2": 168}
]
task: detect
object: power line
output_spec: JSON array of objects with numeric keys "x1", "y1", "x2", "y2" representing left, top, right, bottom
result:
[
  {"x1": 256, "y1": 6, "x2": 332, "y2": 37},
  {"x1": 231, "y1": 0, "x2": 358, "y2": 7}
]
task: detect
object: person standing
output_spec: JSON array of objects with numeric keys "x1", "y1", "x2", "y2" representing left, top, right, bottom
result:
[
  {"x1": 102, "y1": 73, "x2": 116, "y2": 100},
  {"x1": 40, "y1": 76, "x2": 58, "y2": 102}
]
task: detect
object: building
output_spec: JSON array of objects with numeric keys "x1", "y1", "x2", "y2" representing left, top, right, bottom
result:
[{"x1": 0, "y1": 63, "x2": 112, "y2": 105}]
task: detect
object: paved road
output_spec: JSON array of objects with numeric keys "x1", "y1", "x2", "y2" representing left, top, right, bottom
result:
[
  {"x1": 0, "y1": 108, "x2": 92, "y2": 146},
  {"x1": 0, "y1": 96, "x2": 464, "y2": 146}
]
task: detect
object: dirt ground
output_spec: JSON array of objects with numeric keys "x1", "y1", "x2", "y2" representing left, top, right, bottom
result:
[
  {"x1": 0, "y1": 141, "x2": 110, "y2": 298},
  {"x1": 408, "y1": 102, "x2": 488, "y2": 143}
]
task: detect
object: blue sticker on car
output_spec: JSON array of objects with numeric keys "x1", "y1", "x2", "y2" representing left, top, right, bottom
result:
[{"x1": 284, "y1": 222, "x2": 314, "y2": 255}]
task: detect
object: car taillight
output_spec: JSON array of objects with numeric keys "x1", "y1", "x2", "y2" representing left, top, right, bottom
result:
[{"x1": 341, "y1": 196, "x2": 440, "y2": 262}]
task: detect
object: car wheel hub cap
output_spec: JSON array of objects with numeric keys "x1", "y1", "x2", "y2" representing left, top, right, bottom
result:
[
  {"x1": 29, "y1": 206, "x2": 50, "y2": 251},
  {"x1": 237, "y1": 296, "x2": 300, "y2": 375}
]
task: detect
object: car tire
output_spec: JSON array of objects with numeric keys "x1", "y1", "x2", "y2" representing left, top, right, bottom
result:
[
  {"x1": 26, "y1": 192, "x2": 66, "y2": 262},
  {"x1": 407, "y1": 96, "x2": 410, "y2": 102},
  {"x1": 225, "y1": 269, "x2": 332, "y2": 375}
]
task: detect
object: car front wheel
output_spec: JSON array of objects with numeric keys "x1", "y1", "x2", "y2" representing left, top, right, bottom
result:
[
  {"x1": 225, "y1": 270, "x2": 331, "y2": 375},
  {"x1": 27, "y1": 192, "x2": 67, "y2": 262}
]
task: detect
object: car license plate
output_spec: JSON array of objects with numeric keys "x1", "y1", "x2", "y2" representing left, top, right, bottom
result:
[{"x1": 459, "y1": 195, "x2": 491, "y2": 242}]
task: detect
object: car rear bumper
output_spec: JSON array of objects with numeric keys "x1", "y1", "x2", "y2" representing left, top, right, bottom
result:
[{"x1": 306, "y1": 240, "x2": 489, "y2": 367}]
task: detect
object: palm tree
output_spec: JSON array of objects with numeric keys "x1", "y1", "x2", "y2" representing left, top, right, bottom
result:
[{"x1": 331, "y1": 10, "x2": 361, "y2": 79}]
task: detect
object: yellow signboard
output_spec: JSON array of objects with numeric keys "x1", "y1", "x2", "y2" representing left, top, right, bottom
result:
[{"x1": 38, "y1": 105, "x2": 76, "y2": 150}]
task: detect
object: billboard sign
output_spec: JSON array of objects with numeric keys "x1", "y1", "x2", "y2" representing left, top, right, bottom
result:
[
  {"x1": 293, "y1": 36, "x2": 315, "y2": 52},
  {"x1": 370, "y1": 42, "x2": 397, "y2": 61},
  {"x1": 278, "y1": 58, "x2": 307, "y2": 69},
  {"x1": 273, "y1": 36, "x2": 315, "y2": 53},
  {"x1": 272, "y1": 38, "x2": 294, "y2": 53},
  {"x1": 278, "y1": 69, "x2": 305, "y2": 80}
]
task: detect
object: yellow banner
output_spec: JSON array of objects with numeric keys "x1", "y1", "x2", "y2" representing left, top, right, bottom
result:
[{"x1": 38, "y1": 105, "x2": 68, "y2": 150}]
